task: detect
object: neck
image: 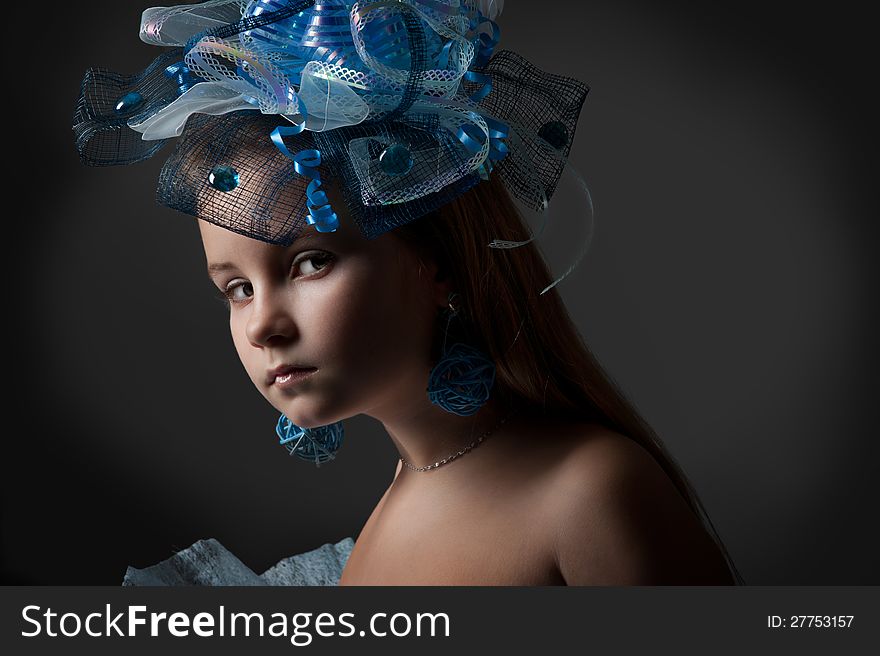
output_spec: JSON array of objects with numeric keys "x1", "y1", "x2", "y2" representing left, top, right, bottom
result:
[{"x1": 364, "y1": 379, "x2": 508, "y2": 471}]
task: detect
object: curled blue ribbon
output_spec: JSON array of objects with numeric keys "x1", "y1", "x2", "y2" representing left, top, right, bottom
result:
[
  {"x1": 463, "y1": 69, "x2": 493, "y2": 103},
  {"x1": 270, "y1": 123, "x2": 340, "y2": 233},
  {"x1": 463, "y1": 13, "x2": 500, "y2": 102},
  {"x1": 437, "y1": 40, "x2": 453, "y2": 70},
  {"x1": 454, "y1": 113, "x2": 509, "y2": 180},
  {"x1": 164, "y1": 61, "x2": 198, "y2": 96},
  {"x1": 471, "y1": 14, "x2": 500, "y2": 67},
  {"x1": 456, "y1": 114, "x2": 510, "y2": 162}
]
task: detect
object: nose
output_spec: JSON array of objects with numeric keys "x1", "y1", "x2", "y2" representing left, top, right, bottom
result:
[{"x1": 245, "y1": 285, "x2": 298, "y2": 348}]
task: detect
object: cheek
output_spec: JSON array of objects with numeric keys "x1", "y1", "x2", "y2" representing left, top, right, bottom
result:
[
  {"x1": 217, "y1": 253, "x2": 434, "y2": 392},
  {"x1": 229, "y1": 314, "x2": 261, "y2": 384},
  {"x1": 321, "y1": 258, "x2": 434, "y2": 374}
]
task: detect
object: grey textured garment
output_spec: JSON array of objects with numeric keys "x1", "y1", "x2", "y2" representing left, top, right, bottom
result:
[{"x1": 121, "y1": 537, "x2": 355, "y2": 586}]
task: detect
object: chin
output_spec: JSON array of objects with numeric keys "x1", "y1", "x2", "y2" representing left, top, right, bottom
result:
[{"x1": 275, "y1": 399, "x2": 345, "y2": 430}]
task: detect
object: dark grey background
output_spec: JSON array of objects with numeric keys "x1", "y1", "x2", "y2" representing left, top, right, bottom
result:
[{"x1": 3, "y1": 1, "x2": 876, "y2": 584}]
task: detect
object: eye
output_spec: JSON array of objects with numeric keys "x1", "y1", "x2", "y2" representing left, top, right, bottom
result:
[
  {"x1": 218, "y1": 252, "x2": 334, "y2": 307},
  {"x1": 293, "y1": 251, "x2": 334, "y2": 277},
  {"x1": 223, "y1": 280, "x2": 253, "y2": 304}
]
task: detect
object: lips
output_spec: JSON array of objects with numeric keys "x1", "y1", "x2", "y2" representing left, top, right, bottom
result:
[{"x1": 266, "y1": 364, "x2": 317, "y2": 385}]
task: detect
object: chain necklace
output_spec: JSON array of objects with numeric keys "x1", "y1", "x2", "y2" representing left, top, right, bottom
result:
[{"x1": 399, "y1": 410, "x2": 515, "y2": 472}]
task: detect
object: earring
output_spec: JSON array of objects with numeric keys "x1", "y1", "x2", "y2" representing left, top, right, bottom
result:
[
  {"x1": 275, "y1": 414, "x2": 344, "y2": 467},
  {"x1": 426, "y1": 292, "x2": 496, "y2": 417}
]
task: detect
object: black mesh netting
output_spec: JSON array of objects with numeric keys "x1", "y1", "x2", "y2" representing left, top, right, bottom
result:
[
  {"x1": 312, "y1": 114, "x2": 482, "y2": 240},
  {"x1": 73, "y1": 47, "x2": 188, "y2": 166},
  {"x1": 154, "y1": 109, "x2": 482, "y2": 245},
  {"x1": 472, "y1": 49, "x2": 590, "y2": 211},
  {"x1": 157, "y1": 111, "x2": 316, "y2": 245}
]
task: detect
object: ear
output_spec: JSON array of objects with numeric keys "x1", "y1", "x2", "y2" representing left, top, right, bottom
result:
[
  {"x1": 416, "y1": 252, "x2": 454, "y2": 310},
  {"x1": 398, "y1": 234, "x2": 454, "y2": 311},
  {"x1": 407, "y1": 250, "x2": 451, "y2": 311},
  {"x1": 432, "y1": 275, "x2": 454, "y2": 311}
]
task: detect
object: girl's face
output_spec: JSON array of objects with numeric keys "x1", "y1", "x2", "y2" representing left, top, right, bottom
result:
[{"x1": 198, "y1": 209, "x2": 450, "y2": 428}]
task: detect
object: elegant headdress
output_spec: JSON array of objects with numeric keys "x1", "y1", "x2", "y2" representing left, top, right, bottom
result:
[{"x1": 73, "y1": 0, "x2": 592, "y2": 293}]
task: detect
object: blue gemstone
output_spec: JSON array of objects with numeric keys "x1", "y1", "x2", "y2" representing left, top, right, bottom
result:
[
  {"x1": 538, "y1": 121, "x2": 568, "y2": 150},
  {"x1": 378, "y1": 144, "x2": 414, "y2": 177},
  {"x1": 208, "y1": 165, "x2": 240, "y2": 192},
  {"x1": 114, "y1": 91, "x2": 144, "y2": 114}
]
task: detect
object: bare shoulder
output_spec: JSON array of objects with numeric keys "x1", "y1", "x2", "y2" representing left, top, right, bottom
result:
[{"x1": 545, "y1": 427, "x2": 734, "y2": 585}]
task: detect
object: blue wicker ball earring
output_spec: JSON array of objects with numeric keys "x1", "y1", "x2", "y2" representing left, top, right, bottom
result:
[
  {"x1": 427, "y1": 292, "x2": 496, "y2": 417},
  {"x1": 275, "y1": 414, "x2": 344, "y2": 467}
]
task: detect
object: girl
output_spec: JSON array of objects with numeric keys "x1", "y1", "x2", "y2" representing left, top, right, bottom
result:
[{"x1": 75, "y1": 0, "x2": 742, "y2": 585}]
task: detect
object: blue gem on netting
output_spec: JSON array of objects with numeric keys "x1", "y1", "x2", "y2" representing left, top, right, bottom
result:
[
  {"x1": 208, "y1": 165, "x2": 240, "y2": 192},
  {"x1": 538, "y1": 120, "x2": 569, "y2": 150},
  {"x1": 367, "y1": 138, "x2": 385, "y2": 160},
  {"x1": 378, "y1": 143, "x2": 414, "y2": 177},
  {"x1": 114, "y1": 91, "x2": 144, "y2": 114}
]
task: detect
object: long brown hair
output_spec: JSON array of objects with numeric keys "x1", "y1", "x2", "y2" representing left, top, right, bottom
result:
[{"x1": 394, "y1": 174, "x2": 745, "y2": 584}]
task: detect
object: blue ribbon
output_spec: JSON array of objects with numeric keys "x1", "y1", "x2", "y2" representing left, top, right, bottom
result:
[
  {"x1": 437, "y1": 40, "x2": 453, "y2": 70},
  {"x1": 164, "y1": 61, "x2": 198, "y2": 96},
  {"x1": 471, "y1": 13, "x2": 500, "y2": 67},
  {"x1": 184, "y1": 0, "x2": 316, "y2": 54},
  {"x1": 463, "y1": 69, "x2": 493, "y2": 103},
  {"x1": 454, "y1": 113, "x2": 509, "y2": 180},
  {"x1": 456, "y1": 114, "x2": 509, "y2": 161},
  {"x1": 270, "y1": 123, "x2": 340, "y2": 233},
  {"x1": 463, "y1": 13, "x2": 500, "y2": 103}
]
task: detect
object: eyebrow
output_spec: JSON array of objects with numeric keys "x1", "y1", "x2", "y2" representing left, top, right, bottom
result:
[
  {"x1": 205, "y1": 233, "x2": 323, "y2": 277},
  {"x1": 206, "y1": 262, "x2": 238, "y2": 275}
]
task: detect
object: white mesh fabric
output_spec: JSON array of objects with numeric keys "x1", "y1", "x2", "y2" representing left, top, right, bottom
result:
[
  {"x1": 185, "y1": 35, "x2": 300, "y2": 115},
  {"x1": 128, "y1": 81, "x2": 256, "y2": 139},
  {"x1": 140, "y1": 0, "x2": 248, "y2": 47},
  {"x1": 348, "y1": 104, "x2": 491, "y2": 205},
  {"x1": 299, "y1": 61, "x2": 370, "y2": 130}
]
